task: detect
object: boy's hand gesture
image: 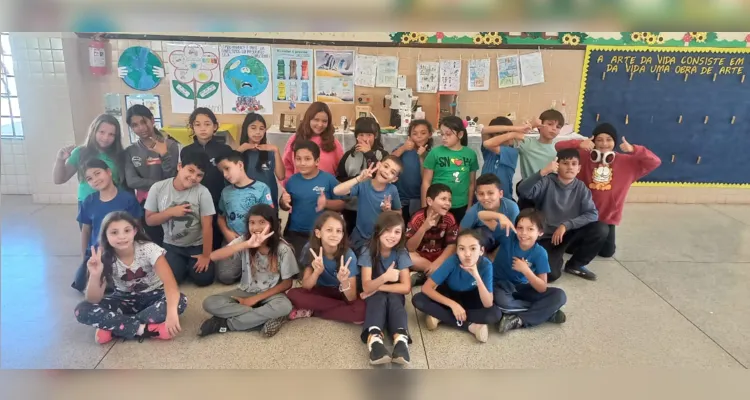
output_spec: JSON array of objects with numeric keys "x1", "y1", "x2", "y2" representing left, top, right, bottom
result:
[
  {"x1": 580, "y1": 137, "x2": 595, "y2": 152},
  {"x1": 168, "y1": 203, "x2": 192, "y2": 218},
  {"x1": 620, "y1": 136, "x2": 634, "y2": 153},
  {"x1": 552, "y1": 224, "x2": 567, "y2": 246},
  {"x1": 417, "y1": 145, "x2": 427, "y2": 156},
  {"x1": 337, "y1": 255, "x2": 352, "y2": 283},
  {"x1": 380, "y1": 194, "x2": 392, "y2": 211},
  {"x1": 309, "y1": 247, "x2": 325, "y2": 275},
  {"x1": 382, "y1": 261, "x2": 400, "y2": 282},
  {"x1": 357, "y1": 162, "x2": 379, "y2": 182},
  {"x1": 86, "y1": 246, "x2": 104, "y2": 277},
  {"x1": 512, "y1": 257, "x2": 532, "y2": 275},
  {"x1": 496, "y1": 213, "x2": 517, "y2": 237},
  {"x1": 246, "y1": 225, "x2": 274, "y2": 249},
  {"x1": 280, "y1": 189, "x2": 292, "y2": 209},
  {"x1": 425, "y1": 211, "x2": 441, "y2": 228},
  {"x1": 315, "y1": 189, "x2": 327, "y2": 212},
  {"x1": 57, "y1": 145, "x2": 76, "y2": 161},
  {"x1": 541, "y1": 157, "x2": 559, "y2": 176},
  {"x1": 402, "y1": 139, "x2": 416, "y2": 152}
]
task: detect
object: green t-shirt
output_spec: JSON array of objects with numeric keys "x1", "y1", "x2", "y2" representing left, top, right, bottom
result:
[
  {"x1": 67, "y1": 147, "x2": 121, "y2": 201},
  {"x1": 423, "y1": 145, "x2": 479, "y2": 208},
  {"x1": 517, "y1": 137, "x2": 556, "y2": 179}
]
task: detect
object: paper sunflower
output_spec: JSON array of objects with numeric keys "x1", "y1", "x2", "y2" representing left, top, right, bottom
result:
[
  {"x1": 569, "y1": 35, "x2": 581, "y2": 46},
  {"x1": 488, "y1": 32, "x2": 500, "y2": 38},
  {"x1": 483, "y1": 35, "x2": 493, "y2": 44},
  {"x1": 401, "y1": 35, "x2": 411, "y2": 44},
  {"x1": 695, "y1": 33, "x2": 707, "y2": 43},
  {"x1": 646, "y1": 35, "x2": 657, "y2": 45},
  {"x1": 492, "y1": 36, "x2": 503, "y2": 45},
  {"x1": 656, "y1": 35, "x2": 665, "y2": 44},
  {"x1": 690, "y1": 32, "x2": 699, "y2": 37},
  {"x1": 630, "y1": 32, "x2": 642, "y2": 42},
  {"x1": 409, "y1": 32, "x2": 419, "y2": 41},
  {"x1": 562, "y1": 33, "x2": 573, "y2": 44},
  {"x1": 473, "y1": 34, "x2": 484, "y2": 44},
  {"x1": 418, "y1": 34, "x2": 428, "y2": 43}
]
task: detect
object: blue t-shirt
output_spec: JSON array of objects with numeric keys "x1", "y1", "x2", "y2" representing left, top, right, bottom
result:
[
  {"x1": 493, "y1": 233, "x2": 550, "y2": 285},
  {"x1": 358, "y1": 247, "x2": 412, "y2": 281},
  {"x1": 393, "y1": 145, "x2": 422, "y2": 200},
  {"x1": 218, "y1": 181, "x2": 273, "y2": 236},
  {"x1": 300, "y1": 243, "x2": 359, "y2": 287},
  {"x1": 460, "y1": 198, "x2": 520, "y2": 235},
  {"x1": 350, "y1": 181, "x2": 402, "y2": 240},
  {"x1": 243, "y1": 150, "x2": 278, "y2": 209},
  {"x1": 77, "y1": 189, "x2": 142, "y2": 248},
  {"x1": 430, "y1": 254, "x2": 493, "y2": 293},
  {"x1": 285, "y1": 170, "x2": 341, "y2": 233},
  {"x1": 481, "y1": 145, "x2": 518, "y2": 200}
]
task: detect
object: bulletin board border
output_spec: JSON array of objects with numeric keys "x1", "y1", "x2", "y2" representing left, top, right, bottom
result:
[{"x1": 575, "y1": 45, "x2": 750, "y2": 189}]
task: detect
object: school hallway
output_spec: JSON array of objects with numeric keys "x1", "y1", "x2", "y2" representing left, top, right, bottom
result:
[{"x1": 1, "y1": 194, "x2": 749, "y2": 369}]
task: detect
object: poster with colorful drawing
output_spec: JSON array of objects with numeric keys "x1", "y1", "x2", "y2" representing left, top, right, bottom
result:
[
  {"x1": 314, "y1": 49, "x2": 355, "y2": 103},
  {"x1": 497, "y1": 55, "x2": 521, "y2": 88},
  {"x1": 376, "y1": 56, "x2": 399, "y2": 88},
  {"x1": 220, "y1": 44, "x2": 274, "y2": 114},
  {"x1": 272, "y1": 48, "x2": 313, "y2": 104},
  {"x1": 467, "y1": 58, "x2": 490, "y2": 91},
  {"x1": 166, "y1": 43, "x2": 221, "y2": 114},
  {"x1": 416, "y1": 61, "x2": 439, "y2": 93},
  {"x1": 439, "y1": 59, "x2": 461, "y2": 91},
  {"x1": 124, "y1": 94, "x2": 162, "y2": 143}
]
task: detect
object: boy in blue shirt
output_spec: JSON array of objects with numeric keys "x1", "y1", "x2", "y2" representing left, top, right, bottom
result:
[
  {"x1": 489, "y1": 208, "x2": 567, "y2": 333},
  {"x1": 281, "y1": 140, "x2": 346, "y2": 256},
  {"x1": 215, "y1": 150, "x2": 274, "y2": 284},
  {"x1": 333, "y1": 155, "x2": 403, "y2": 252},
  {"x1": 72, "y1": 159, "x2": 142, "y2": 292},
  {"x1": 480, "y1": 117, "x2": 531, "y2": 200},
  {"x1": 460, "y1": 173, "x2": 520, "y2": 261}
]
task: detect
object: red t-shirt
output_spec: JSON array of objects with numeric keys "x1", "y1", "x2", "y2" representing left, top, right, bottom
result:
[{"x1": 406, "y1": 208, "x2": 459, "y2": 262}]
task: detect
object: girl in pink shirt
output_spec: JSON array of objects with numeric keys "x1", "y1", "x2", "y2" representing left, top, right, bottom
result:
[{"x1": 282, "y1": 102, "x2": 344, "y2": 186}]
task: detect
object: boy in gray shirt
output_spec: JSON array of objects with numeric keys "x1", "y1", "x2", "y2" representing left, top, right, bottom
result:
[
  {"x1": 145, "y1": 149, "x2": 216, "y2": 286},
  {"x1": 517, "y1": 148, "x2": 608, "y2": 282}
]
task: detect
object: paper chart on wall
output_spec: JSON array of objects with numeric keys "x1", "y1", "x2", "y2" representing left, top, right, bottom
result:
[
  {"x1": 220, "y1": 44, "x2": 274, "y2": 114},
  {"x1": 416, "y1": 61, "x2": 439, "y2": 93},
  {"x1": 397, "y1": 75, "x2": 407, "y2": 89},
  {"x1": 376, "y1": 56, "x2": 399, "y2": 88},
  {"x1": 467, "y1": 58, "x2": 490, "y2": 91},
  {"x1": 314, "y1": 49, "x2": 355, "y2": 103},
  {"x1": 165, "y1": 43, "x2": 221, "y2": 114},
  {"x1": 354, "y1": 54, "x2": 377, "y2": 87},
  {"x1": 497, "y1": 55, "x2": 521, "y2": 88},
  {"x1": 439, "y1": 59, "x2": 461, "y2": 91},
  {"x1": 520, "y1": 52, "x2": 545, "y2": 86},
  {"x1": 272, "y1": 47, "x2": 313, "y2": 104},
  {"x1": 124, "y1": 94, "x2": 163, "y2": 143}
]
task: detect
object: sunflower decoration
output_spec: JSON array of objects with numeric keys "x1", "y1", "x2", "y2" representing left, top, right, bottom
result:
[
  {"x1": 492, "y1": 35, "x2": 503, "y2": 45},
  {"x1": 631, "y1": 32, "x2": 642, "y2": 42},
  {"x1": 488, "y1": 32, "x2": 500, "y2": 38},
  {"x1": 408, "y1": 32, "x2": 419, "y2": 41},
  {"x1": 646, "y1": 35, "x2": 657, "y2": 45},
  {"x1": 695, "y1": 32, "x2": 707, "y2": 43},
  {"x1": 473, "y1": 34, "x2": 484, "y2": 44},
  {"x1": 483, "y1": 35, "x2": 493, "y2": 45},
  {"x1": 656, "y1": 35, "x2": 665, "y2": 45},
  {"x1": 562, "y1": 33, "x2": 573, "y2": 44},
  {"x1": 569, "y1": 35, "x2": 581, "y2": 46},
  {"x1": 401, "y1": 34, "x2": 412, "y2": 44},
  {"x1": 690, "y1": 32, "x2": 699, "y2": 37},
  {"x1": 418, "y1": 33, "x2": 428, "y2": 44}
]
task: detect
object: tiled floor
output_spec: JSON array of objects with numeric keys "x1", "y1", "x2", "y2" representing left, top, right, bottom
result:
[{"x1": 2, "y1": 195, "x2": 749, "y2": 369}]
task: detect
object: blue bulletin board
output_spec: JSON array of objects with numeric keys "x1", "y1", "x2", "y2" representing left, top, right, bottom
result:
[{"x1": 575, "y1": 46, "x2": 750, "y2": 187}]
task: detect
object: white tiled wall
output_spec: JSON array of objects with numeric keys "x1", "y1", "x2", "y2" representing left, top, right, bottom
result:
[{"x1": 1, "y1": 138, "x2": 31, "y2": 194}]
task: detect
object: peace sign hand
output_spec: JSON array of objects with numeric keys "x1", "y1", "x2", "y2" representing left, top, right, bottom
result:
[
  {"x1": 357, "y1": 162, "x2": 379, "y2": 183},
  {"x1": 337, "y1": 255, "x2": 352, "y2": 283},
  {"x1": 86, "y1": 246, "x2": 104, "y2": 277},
  {"x1": 309, "y1": 247, "x2": 325, "y2": 275},
  {"x1": 245, "y1": 225, "x2": 274, "y2": 249},
  {"x1": 380, "y1": 194, "x2": 392, "y2": 211}
]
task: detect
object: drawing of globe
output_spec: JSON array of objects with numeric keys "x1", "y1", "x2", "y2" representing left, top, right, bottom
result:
[
  {"x1": 118, "y1": 46, "x2": 163, "y2": 91},
  {"x1": 223, "y1": 55, "x2": 269, "y2": 97}
]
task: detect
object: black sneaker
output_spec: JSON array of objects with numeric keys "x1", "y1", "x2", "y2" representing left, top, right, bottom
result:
[
  {"x1": 391, "y1": 340, "x2": 411, "y2": 365},
  {"x1": 261, "y1": 317, "x2": 287, "y2": 337},
  {"x1": 565, "y1": 265, "x2": 598, "y2": 281},
  {"x1": 498, "y1": 314, "x2": 523, "y2": 334},
  {"x1": 548, "y1": 309, "x2": 567, "y2": 324},
  {"x1": 198, "y1": 316, "x2": 229, "y2": 337},
  {"x1": 410, "y1": 272, "x2": 427, "y2": 287},
  {"x1": 368, "y1": 340, "x2": 391, "y2": 365}
]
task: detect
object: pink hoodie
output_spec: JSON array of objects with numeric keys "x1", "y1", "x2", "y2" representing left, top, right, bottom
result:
[{"x1": 281, "y1": 134, "x2": 344, "y2": 187}]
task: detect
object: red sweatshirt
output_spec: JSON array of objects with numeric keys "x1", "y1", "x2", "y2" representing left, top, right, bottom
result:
[{"x1": 555, "y1": 140, "x2": 661, "y2": 226}]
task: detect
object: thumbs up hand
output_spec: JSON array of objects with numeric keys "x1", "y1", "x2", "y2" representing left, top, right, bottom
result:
[
  {"x1": 541, "y1": 157, "x2": 559, "y2": 176},
  {"x1": 620, "y1": 136, "x2": 634, "y2": 153},
  {"x1": 382, "y1": 261, "x2": 400, "y2": 282}
]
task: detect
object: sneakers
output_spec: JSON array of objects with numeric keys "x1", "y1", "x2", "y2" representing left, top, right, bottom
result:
[
  {"x1": 565, "y1": 265, "x2": 598, "y2": 281},
  {"x1": 549, "y1": 309, "x2": 567, "y2": 324},
  {"x1": 498, "y1": 314, "x2": 523, "y2": 334},
  {"x1": 95, "y1": 328, "x2": 113, "y2": 344},
  {"x1": 468, "y1": 324, "x2": 488, "y2": 343},
  {"x1": 138, "y1": 323, "x2": 172, "y2": 342},
  {"x1": 198, "y1": 316, "x2": 229, "y2": 337},
  {"x1": 391, "y1": 339, "x2": 411, "y2": 365},
  {"x1": 424, "y1": 315, "x2": 439, "y2": 331},
  {"x1": 288, "y1": 309, "x2": 313, "y2": 320},
  {"x1": 261, "y1": 317, "x2": 287, "y2": 337},
  {"x1": 368, "y1": 336, "x2": 392, "y2": 365},
  {"x1": 410, "y1": 272, "x2": 427, "y2": 287}
]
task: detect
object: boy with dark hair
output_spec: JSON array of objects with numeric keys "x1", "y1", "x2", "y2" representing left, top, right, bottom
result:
[
  {"x1": 516, "y1": 109, "x2": 565, "y2": 209},
  {"x1": 555, "y1": 122, "x2": 661, "y2": 257},
  {"x1": 281, "y1": 140, "x2": 346, "y2": 256},
  {"x1": 72, "y1": 159, "x2": 143, "y2": 292},
  {"x1": 333, "y1": 155, "x2": 403, "y2": 252},
  {"x1": 405, "y1": 183, "x2": 459, "y2": 285},
  {"x1": 460, "y1": 173, "x2": 520, "y2": 260},
  {"x1": 517, "y1": 148, "x2": 608, "y2": 281},
  {"x1": 488, "y1": 208, "x2": 567, "y2": 334},
  {"x1": 145, "y1": 148, "x2": 217, "y2": 286},
  {"x1": 480, "y1": 116, "x2": 531, "y2": 199},
  {"x1": 214, "y1": 150, "x2": 274, "y2": 284}
]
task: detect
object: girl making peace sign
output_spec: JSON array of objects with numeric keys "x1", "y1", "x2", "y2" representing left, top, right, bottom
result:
[
  {"x1": 73, "y1": 211, "x2": 187, "y2": 344},
  {"x1": 286, "y1": 212, "x2": 364, "y2": 324}
]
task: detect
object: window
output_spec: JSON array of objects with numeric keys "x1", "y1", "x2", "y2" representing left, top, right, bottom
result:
[{"x1": 1, "y1": 32, "x2": 22, "y2": 138}]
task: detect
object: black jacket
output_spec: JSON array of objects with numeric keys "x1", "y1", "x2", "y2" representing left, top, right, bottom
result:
[{"x1": 181, "y1": 136, "x2": 232, "y2": 207}]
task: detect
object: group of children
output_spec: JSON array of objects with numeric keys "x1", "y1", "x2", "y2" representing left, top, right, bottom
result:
[{"x1": 56, "y1": 100, "x2": 660, "y2": 366}]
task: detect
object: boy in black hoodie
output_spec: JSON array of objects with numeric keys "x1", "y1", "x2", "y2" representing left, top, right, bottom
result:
[
  {"x1": 336, "y1": 117, "x2": 388, "y2": 235},
  {"x1": 517, "y1": 148, "x2": 608, "y2": 282}
]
